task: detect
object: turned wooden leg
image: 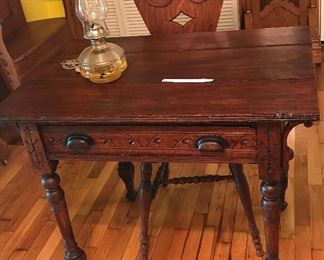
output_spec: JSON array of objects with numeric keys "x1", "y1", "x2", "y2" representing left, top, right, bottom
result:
[
  {"x1": 229, "y1": 164, "x2": 264, "y2": 257},
  {"x1": 160, "y1": 162, "x2": 169, "y2": 187},
  {"x1": 41, "y1": 162, "x2": 86, "y2": 260},
  {"x1": 139, "y1": 162, "x2": 152, "y2": 260},
  {"x1": 280, "y1": 170, "x2": 288, "y2": 211},
  {"x1": 19, "y1": 123, "x2": 85, "y2": 259},
  {"x1": 261, "y1": 181, "x2": 281, "y2": 260},
  {"x1": 118, "y1": 162, "x2": 137, "y2": 201},
  {"x1": 0, "y1": 137, "x2": 8, "y2": 165}
]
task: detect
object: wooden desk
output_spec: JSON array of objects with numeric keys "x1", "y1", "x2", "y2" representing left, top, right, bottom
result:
[{"x1": 0, "y1": 27, "x2": 319, "y2": 260}]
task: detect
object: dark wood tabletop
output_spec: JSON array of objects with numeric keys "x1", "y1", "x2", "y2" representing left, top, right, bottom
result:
[
  {"x1": 0, "y1": 26, "x2": 319, "y2": 124},
  {"x1": 0, "y1": 26, "x2": 320, "y2": 260}
]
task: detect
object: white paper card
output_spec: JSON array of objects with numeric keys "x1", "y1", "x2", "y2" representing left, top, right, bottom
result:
[{"x1": 162, "y1": 78, "x2": 214, "y2": 83}]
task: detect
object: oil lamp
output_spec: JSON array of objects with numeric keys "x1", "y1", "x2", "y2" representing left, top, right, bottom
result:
[{"x1": 75, "y1": 0, "x2": 127, "y2": 83}]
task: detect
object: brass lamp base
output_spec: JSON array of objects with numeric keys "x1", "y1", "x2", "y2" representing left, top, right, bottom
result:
[
  {"x1": 78, "y1": 40, "x2": 128, "y2": 84},
  {"x1": 80, "y1": 60, "x2": 128, "y2": 84}
]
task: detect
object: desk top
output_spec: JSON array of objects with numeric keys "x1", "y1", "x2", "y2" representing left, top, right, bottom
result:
[{"x1": 0, "y1": 26, "x2": 319, "y2": 124}]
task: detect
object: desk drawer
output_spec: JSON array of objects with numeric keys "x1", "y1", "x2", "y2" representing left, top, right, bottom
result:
[{"x1": 40, "y1": 126, "x2": 257, "y2": 162}]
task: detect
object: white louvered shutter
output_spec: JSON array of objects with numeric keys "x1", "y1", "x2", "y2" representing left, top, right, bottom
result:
[
  {"x1": 101, "y1": 0, "x2": 123, "y2": 36},
  {"x1": 117, "y1": 0, "x2": 149, "y2": 36},
  {"x1": 217, "y1": 0, "x2": 240, "y2": 31},
  {"x1": 97, "y1": 0, "x2": 240, "y2": 37}
]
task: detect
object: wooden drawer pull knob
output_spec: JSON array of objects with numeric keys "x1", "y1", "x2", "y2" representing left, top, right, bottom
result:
[
  {"x1": 196, "y1": 137, "x2": 228, "y2": 152},
  {"x1": 66, "y1": 134, "x2": 93, "y2": 152}
]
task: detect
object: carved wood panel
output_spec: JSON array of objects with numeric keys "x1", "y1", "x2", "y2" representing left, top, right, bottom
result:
[
  {"x1": 134, "y1": 0, "x2": 225, "y2": 34},
  {"x1": 260, "y1": 0, "x2": 299, "y2": 10},
  {"x1": 247, "y1": 0, "x2": 309, "y2": 28},
  {"x1": 62, "y1": 0, "x2": 84, "y2": 40},
  {"x1": 243, "y1": 0, "x2": 321, "y2": 63},
  {"x1": 0, "y1": 0, "x2": 10, "y2": 20},
  {"x1": 0, "y1": 0, "x2": 26, "y2": 37},
  {"x1": 0, "y1": 25, "x2": 21, "y2": 90}
]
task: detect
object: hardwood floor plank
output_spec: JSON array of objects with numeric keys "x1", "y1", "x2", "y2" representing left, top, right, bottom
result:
[
  {"x1": 280, "y1": 127, "x2": 296, "y2": 238},
  {"x1": 0, "y1": 231, "x2": 13, "y2": 251},
  {"x1": 85, "y1": 181, "x2": 125, "y2": 248},
  {"x1": 312, "y1": 249, "x2": 324, "y2": 260},
  {"x1": 279, "y1": 238, "x2": 295, "y2": 260},
  {"x1": 16, "y1": 205, "x2": 51, "y2": 250},
  {"x1": 122, "y1": 220, "x2": 140, "y2": 260},
  {"x1": 91, "y1": 228, "x2": 119, "y2": 259},
  {"x1": 230, "y1": 232, "x2": 247, "y2": 260},
  {"x1": 280, "y1": 175, "x2": 295, "y2": 238},
  {"x1": 213, "y1": 183, "x2": 238, "y2": 260},
  {"x1": 166, "y1": 229, "x2": 188, "y2": 259},
  {"x1": 295, "y1": 226, "x2": 312, "y2": 260},
  {"x1": 8, "y1": 249, "x2": 26, "y2": 260},
  {"x1": 22, "y1": 221, "x2": 56, "y2": 260},
  {"x1": 309, "y1": 185, "x2": 324, "y2": 249},
  {"x1": 0, "y1": 199, "x2": 47, "y2": 260},
  {"x1": 197, "y1": 226, "x2": 216, "y2": 260},
  {"x1": 182, "y1": 213, "x2": 205, "y2": 260},
  {"x1": 151, "y1": 188, "x2": 186, "y2": 260},
  {"x1": 294, "y1": 126, "x2": 311, "y2": 226},
  {"x1": 77, "y1": 161, "x2": 117, "y2": 216},
  {"x1": 307, "y1": 126, "x2": 322, "y2": 185},
  {"x1": 106, "y1": 218, "x2": 138, "y2": 260}
]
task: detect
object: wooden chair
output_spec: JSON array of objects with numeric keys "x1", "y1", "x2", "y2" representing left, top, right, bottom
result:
[
  {"x1": 242, "y1": 0, "x2": 321, "y2": 63},
  {"x1": 0, "y1": 0, "x2": 69, "y2": 90},
  {"x1": 64, "y1": 1, "x2": 265, "y2": 257},
  {"x1": 63, "y1": 0, "x2": 225, "y2": 39},
  {"x1": 0, "y1": 0, "x2": 70, "y2": 164},
  {"x1": 135, "y1": 3, "x2": 264, "y2": 258}
]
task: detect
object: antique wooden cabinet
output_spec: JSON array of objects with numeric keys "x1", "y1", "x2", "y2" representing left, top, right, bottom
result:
[{"x1": 243, "y1": 0, "x2": 321, "y2": 63}]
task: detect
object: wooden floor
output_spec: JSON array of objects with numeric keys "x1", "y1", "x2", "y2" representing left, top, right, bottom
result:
[{"x1": 1, "y1": 70, "x2": 324, "y2": 260}]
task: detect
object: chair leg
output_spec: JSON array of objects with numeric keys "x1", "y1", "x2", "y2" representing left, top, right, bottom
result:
[
  {"x1": 160, "y1": 162, "x2": 169, "y2": 186},
  {"x1": 0, "y1": 137, "x2": 8, "y2": 166},
  {"x1": 139, "y1": 162, "x2": 152, "y2": 260},
  {"x1": 229, "y1": 163, "x2": 265, "y2": 257},
  {"x1": 118, "y1": 162, "x2": 138, "y2": 201}
]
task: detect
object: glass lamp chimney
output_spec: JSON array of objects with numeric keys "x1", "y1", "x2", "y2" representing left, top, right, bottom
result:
[
  {"x1": 76, "y1": 0, "x2": 109, "y2": 39},
  {"x1": 75, "y1": 0, "x2": 128, "y2": 84}
]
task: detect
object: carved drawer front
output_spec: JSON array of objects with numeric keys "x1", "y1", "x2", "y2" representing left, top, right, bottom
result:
[{"x1": 40, "y1": 126, "x2": 257, "y2": 163}]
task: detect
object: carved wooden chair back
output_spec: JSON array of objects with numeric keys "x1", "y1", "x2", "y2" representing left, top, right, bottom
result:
[
  {"x1": 0, "y1": 0, "x2": 26, "y2": 36},
  {"x1": 134, "y1": 0, "x2": 225, "y2": 35},
  {"x1": 0, "y1": 0, "x2": 27, "y2": 89},
  {"x1": 62, "y1": 0, "x2": 84, "y2": 39},
  {"x1": 64, "y1": 0, "x2": 225, "y2": 39},
  {"x1": 0, "y1": 0, "x2": 68, "y2": 91}
]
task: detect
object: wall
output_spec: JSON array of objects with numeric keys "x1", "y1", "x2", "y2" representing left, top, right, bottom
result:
[{"x1": 21, "y1": 0, "x2": 65, "y2": 22}]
